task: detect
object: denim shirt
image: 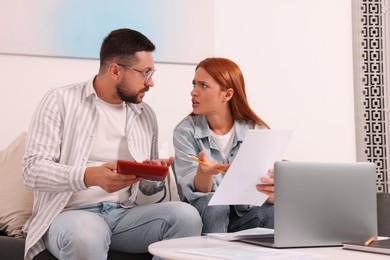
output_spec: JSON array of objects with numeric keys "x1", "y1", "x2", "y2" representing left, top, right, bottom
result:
[{"x1": 173, "y1": 114, "x2": 265, "y2": 202}]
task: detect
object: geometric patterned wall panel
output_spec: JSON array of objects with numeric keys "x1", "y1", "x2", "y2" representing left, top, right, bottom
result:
[{"x1": 354, "y1": 0, "x2": 389, "y2": 192}]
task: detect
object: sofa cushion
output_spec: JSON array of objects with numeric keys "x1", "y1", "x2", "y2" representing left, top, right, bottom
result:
[
  {"x1": 0, "y1": 132, "x2": 33, "y2": 238},
  {"x1": 0, "y1": 235, "x2": 26, "y2": 259},
  {"x1": 377, "y1": 192, "x2": 390, "y2": 236},
  {"x1": 0, "y1": 234, "x2": 152, "y2": 260}
]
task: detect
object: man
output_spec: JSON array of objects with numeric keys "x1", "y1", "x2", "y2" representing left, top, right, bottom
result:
[{"x1": 22, "y1": 28, "x2": 202, "y2": 260}]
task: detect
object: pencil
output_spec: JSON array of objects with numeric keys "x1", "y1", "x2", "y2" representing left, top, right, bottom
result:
[
  {"x1": 364, "y1": 236, "x2": 375, "y2": 246},
  {"x1": 187, "y1": 155, "x2": 225, "y2": 174}
]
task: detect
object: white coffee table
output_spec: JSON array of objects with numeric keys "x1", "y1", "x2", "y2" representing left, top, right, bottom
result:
[{"x1": 149, "y1": 236, "x2": 389, "y2": 260}]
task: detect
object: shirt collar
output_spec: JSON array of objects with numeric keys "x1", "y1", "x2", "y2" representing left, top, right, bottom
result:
[
  {"x1": 84, "y1": 77, "x2": 97, "y2": 99},
  {"x1": 127, "y1": 103, "x2": 144, "y2": 115},
  {"x1": 193, "y1": 114, "x2": 247, "y2": 143}
]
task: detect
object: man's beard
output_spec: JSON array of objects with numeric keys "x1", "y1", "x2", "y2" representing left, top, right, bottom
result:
[{"x1": 115, "y1": 81, "x2": 143, "y2": 104}]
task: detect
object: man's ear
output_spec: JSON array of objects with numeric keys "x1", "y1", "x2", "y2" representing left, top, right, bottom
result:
[{"x1": 108, "y1": 63, "x2": 121, "y2": 79}]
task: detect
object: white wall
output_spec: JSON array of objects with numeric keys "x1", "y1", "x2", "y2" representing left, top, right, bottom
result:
[
  {"x1": 215, "y1": 0, "x2": 355, "y2": 162},
  {"x1": 0, "y1": 0, "x2": 355, "y2": 162}
]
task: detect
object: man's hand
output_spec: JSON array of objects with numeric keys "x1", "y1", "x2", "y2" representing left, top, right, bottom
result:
[
  {"x1": 84, "y1": 162, "x2": 142, "y2": 193},
  {"x1": 256, "y1": 169, "x2": 274, "y2": 204},
  {"x1": 142, "y1": 156, "x2": 175, "y2": 167}
]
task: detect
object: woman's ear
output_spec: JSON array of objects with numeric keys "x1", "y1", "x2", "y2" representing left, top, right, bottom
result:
[{"x1": 225, "y1": 88, "x2": 234, "y2": 102}]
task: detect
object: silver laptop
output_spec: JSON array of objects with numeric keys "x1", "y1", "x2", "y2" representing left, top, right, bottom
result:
[{"x1": 241, "y1": 161, "x2": 378, "y2": 248}]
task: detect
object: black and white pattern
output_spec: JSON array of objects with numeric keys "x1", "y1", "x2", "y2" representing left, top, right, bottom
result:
[{"x1": 354, "y1": 0, "x2": 389, "y2": 192}]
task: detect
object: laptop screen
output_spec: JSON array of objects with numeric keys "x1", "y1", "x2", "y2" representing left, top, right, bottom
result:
[{"x1": 271, "y1": 161, "x2": 377, "y2": 248}]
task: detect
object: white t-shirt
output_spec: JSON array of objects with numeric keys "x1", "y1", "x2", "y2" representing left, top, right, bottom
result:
[
  {"x1": 66, "y1": 98, "x2": 133, "y2": 209},
  {"x1": 210, "y1": 125, "x2": 235, "y2": 163}
]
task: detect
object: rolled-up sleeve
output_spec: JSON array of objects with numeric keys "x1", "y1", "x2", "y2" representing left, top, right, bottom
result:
[{"x1": 173, "y1": 117, "x2": 219, "y2": 202}]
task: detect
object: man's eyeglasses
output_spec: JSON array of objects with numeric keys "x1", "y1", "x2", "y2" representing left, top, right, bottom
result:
[{"x1": 117, "y1": 63, "x2": 156, "y2": 83}]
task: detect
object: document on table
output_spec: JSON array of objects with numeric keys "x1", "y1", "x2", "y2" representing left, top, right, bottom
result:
[
  {"x1": 208, "y1": 129, "x2": 293, "y2": 206},
  {"x1": 177, "y1": 246, "x2": 325, "y2": 260},
  {"x1": 206, "y1": 227, "x2": 274, "y2": 241}
]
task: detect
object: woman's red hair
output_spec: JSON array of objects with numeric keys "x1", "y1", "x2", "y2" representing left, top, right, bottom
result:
[{"x1": 196, "y1": 57, "x2": 269, "y2": 129}]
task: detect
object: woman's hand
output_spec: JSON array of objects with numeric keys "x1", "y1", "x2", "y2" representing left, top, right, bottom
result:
[
  {"x1": 194, "y1": 151, "x2": 229, "y2": 193},
  {"x1": 197, "y1": 151, "x2": 229, "y2": 175},
  {"x1": 256, "y1": 168, "x2": 274, "y2": 204}
]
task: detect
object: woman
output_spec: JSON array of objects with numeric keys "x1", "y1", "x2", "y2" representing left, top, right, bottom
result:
[{"x1": 173, "y1": 57, "x2": 274, "y2": 233}]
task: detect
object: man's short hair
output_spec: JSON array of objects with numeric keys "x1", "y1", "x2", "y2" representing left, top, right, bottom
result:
[{"x1": 99, "y1": 28, "x2": 155, "y2": 68}]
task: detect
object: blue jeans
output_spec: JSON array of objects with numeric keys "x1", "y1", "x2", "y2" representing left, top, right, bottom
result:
[
  {"x1": 43, "y1": 201, "x2": 202, "y2": 260},
  {"x1": 190, "y1": 194, "x2": 274, "y2": 233}
]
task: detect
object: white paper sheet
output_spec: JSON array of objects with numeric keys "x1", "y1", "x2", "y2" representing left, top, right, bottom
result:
[
  {"x1": 177, "y1": 246, "x2": 325, "y2": 260},
  {"x1": 208, "y1": 129, "x2": 293, "y2": 206},
  {"x1": 206, "y1": 227, "x2": 274, "y2": 241}
]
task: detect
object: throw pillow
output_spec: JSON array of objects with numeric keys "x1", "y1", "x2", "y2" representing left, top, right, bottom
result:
[{"x1": 0, "y1": 132, "x2": 33, "y2": 238}]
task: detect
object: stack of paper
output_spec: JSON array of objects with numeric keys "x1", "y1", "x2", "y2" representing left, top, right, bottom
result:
[
  {"x1": 206, "y1": 227, "x2": 274, "y2": 241},
  {"x1": 177, "y1": 246, "x2": 324, "y2": 260}
]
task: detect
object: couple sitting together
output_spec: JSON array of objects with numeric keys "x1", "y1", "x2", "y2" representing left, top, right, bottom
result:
[{"x1": 22, "y1": 28, "x2": 274, "y2": 260}]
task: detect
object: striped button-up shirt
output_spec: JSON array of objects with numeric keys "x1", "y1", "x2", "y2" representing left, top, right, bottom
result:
[{"x1": 22, "y1": 77, "x2": 163, "y2": 260}]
